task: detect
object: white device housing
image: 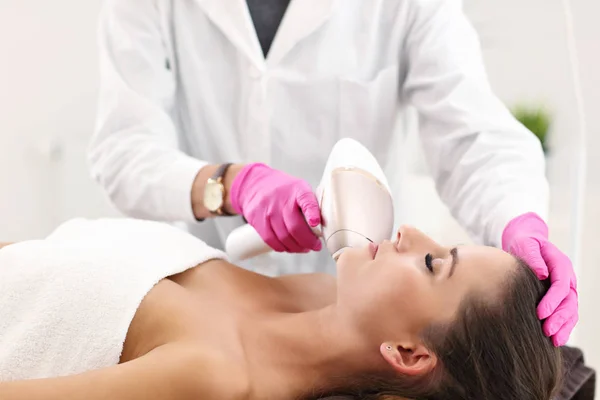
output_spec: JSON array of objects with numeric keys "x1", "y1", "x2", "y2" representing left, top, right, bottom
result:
[{"x1": 225, "y1": 138, "x2": 394, "y2": 262}]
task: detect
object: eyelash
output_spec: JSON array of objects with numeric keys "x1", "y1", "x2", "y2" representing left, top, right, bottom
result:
[{"x1": 425, "y1": 253, "x2": 434, "y2": 274}]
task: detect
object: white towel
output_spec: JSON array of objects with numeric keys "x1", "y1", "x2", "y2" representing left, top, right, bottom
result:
[{"x1": 0, "y1": 218, "x2": 227, "y2": 381}]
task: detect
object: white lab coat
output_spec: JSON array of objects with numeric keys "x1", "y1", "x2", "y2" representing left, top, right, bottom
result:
[{"x1": 90, "y1": 0, "x2": 548, "y2": 276}]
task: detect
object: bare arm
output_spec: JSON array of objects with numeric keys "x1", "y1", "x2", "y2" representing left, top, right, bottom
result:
[
  {"x1": 0, "y1": 343, "x2": 211, "y2": 400},
  {"x1": 0, "y1": 242, "x2": 14, "y2": 250}
]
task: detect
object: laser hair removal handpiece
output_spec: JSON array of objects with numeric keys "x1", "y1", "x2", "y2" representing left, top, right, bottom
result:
[{"x1": 225, "y1": 138, "x2": 395, "y2": 262}]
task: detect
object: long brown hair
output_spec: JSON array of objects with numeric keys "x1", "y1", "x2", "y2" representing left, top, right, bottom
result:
[{"x1": 315, "y1": 259, "x2": 563, "y2": 400}]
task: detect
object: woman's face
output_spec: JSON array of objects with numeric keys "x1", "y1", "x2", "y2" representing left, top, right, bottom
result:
[{"x1": 335, "y1": 225, "x2": 517, "y2": 341}]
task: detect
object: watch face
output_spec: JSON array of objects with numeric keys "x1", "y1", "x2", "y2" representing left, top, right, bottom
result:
[{"x1": 204, "y1": 181, "x2": 224, "y2": 212}]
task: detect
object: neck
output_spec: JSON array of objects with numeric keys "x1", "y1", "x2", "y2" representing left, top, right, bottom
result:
[{"x1": 244, "y1": 305, "x2": 388, "y2": 399}]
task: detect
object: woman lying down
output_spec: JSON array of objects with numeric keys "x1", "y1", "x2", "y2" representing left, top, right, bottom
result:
[{"x1": 0, "y1": 218, "x2": 561, "y2": 400}]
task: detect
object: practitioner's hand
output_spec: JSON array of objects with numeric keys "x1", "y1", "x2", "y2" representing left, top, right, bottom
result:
[
  {"x1": 502, "y1": 212, "x2": 578, "y2": 347},
  {"x1": 230, "y1": 163, "x2": 322, "y2": 253}
]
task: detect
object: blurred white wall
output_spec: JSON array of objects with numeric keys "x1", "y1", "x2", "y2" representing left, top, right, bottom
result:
[
  {"x1": 0, "y1": 0, "x2": 598, "y2": 381},
  {"x1": 0, "y1": 0, "x2": 118, "y2": 242}
]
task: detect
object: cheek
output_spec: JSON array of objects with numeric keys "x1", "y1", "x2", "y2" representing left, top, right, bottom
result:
[
  {"x1": 336, "y1": 248, "x2": 375, "y2": 298},
  {"x1": 377, "y1": 266, "x2": 440, "y2": 324},
  {"x1": 384, "y1": 269, "x2": 426, "y2": 305},
  {"x1": 364, "y1": 263, "x2": 423, "y2": 307},
  {"x1": 379, "y1": 254, "x2": 426, "y2": 293}
]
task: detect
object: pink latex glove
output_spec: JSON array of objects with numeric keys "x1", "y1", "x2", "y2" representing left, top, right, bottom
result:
[
  {"x1": 230, "y1": 163, "x2": 322, "y2": 253},
  {"x1": 502, "y1": 212, "x2": 578, "y2": 346}
]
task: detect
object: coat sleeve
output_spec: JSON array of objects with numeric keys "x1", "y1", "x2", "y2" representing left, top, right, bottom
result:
[
  {"x1": 401, "y1": 0, "x2": 549, "y2": 247},
  {"x1": 89, "y1": 0, "x2": 207, "y2": 222}
]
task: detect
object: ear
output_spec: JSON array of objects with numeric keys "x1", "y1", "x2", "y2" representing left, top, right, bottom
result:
[{"x1": 380, "y1": 342, "x2": 437, "y2": 376}]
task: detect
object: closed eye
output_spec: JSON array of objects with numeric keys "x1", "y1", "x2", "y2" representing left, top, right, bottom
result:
[{"x1": 425, "y1": 253, "x2": 434, "y2": 273}]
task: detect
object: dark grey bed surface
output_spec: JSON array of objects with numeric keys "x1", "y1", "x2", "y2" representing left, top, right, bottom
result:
[{"x1": 556, "y1": 346, "x2": 595, "y2": 400}]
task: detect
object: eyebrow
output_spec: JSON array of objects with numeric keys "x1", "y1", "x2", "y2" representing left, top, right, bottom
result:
[{"x1": 448, "y1": 247, "x2": 459, "y2": 278}]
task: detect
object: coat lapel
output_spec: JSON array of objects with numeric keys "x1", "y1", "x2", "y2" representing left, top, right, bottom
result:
[
  {"x1": 267, "y1": 0, "x2": 338, "y2": 65},
  {"x1": 196, "y1": 0, "x2": 265, "y2": 67}
]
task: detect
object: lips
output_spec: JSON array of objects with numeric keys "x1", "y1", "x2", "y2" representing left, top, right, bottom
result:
[{"x1": 369, "y1": 242, "x2": 379, "y2": 259}]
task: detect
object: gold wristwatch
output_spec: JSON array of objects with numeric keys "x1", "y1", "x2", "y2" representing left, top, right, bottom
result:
[{"x1": 203, "y1": 163, "x2": 235, "y2": 216}]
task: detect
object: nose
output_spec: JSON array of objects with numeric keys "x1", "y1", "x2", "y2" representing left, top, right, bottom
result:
[
  {"x1": 395, "y1": 228, "x2": 402, "y2": 243},
  {"x1": 394, "y1": 225, "x2": 418, "y2": 252},
  {"x1": 395, "y1": 225, "x2": 417, "y2": 241}
]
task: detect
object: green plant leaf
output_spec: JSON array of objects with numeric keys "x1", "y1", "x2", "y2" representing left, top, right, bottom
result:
[{"x1": 511, "y1": 105, "x2": 552, "y2": 153}]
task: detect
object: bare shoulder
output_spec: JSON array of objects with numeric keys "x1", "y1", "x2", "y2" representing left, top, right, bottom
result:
[
  {"x1": 174, "y1": 343, "x2": 251, "y2": 400},
  {"x1": 275, "y1": 272, "x2": 337, "y2": 310}
]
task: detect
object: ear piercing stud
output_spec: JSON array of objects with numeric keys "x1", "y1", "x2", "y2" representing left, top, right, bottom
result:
[{"x1": 385, "y1": 345, "x2": 393, "y2": 351}]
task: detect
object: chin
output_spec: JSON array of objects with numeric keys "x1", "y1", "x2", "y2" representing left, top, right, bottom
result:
[{"x1": 335, "y1": 246, "x2": 372, "y2": 276}]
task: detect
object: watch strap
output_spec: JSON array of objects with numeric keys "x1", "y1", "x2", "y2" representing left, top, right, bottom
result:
[{"x1": 209, "y1": 163, "x2": 234, "y2": 216}]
